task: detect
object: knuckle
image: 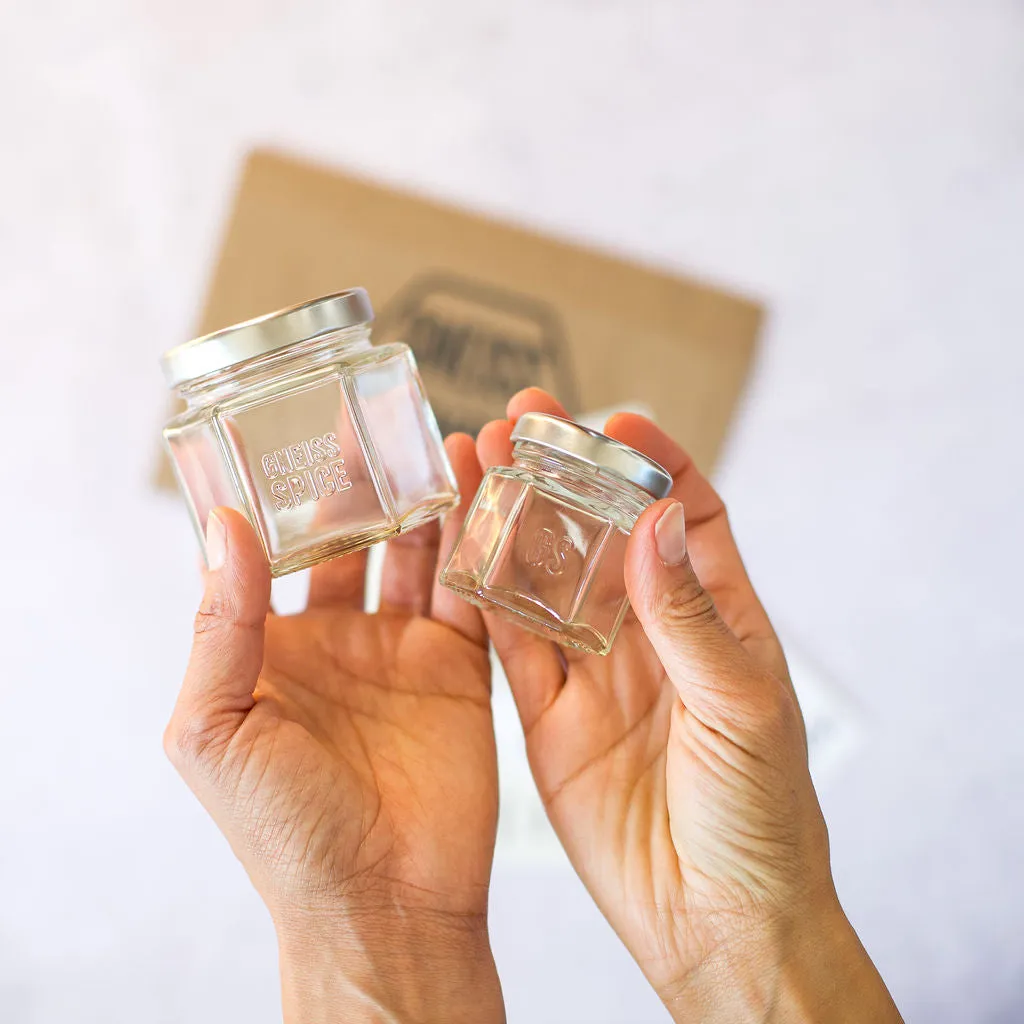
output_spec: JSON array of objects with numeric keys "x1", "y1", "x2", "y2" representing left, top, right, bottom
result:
[
  {"x1": 762, "y1": 684, "x2": 804, "y2": 736},
  {"x1": 193, "y1": 589, "x2": 265, "y2": 637},
  {"x1": 193, "y1": 590, "x2": 235, "y2": 636},
  {"x1": 658, "y1": 570, "x2": 719, "y2": 632},
  {"x1": 162, "y1": 718, "x2": 181, "y2": 766},
  {"x1": 747, "y1": 681, "x2": 806, "y2": 758},
  {"x1": 163, "y1": 710, "x2": 222, "y2": 769}
]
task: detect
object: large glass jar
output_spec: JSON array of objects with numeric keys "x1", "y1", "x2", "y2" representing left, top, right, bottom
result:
[
  {"x1": 440, "y1": 413, "x2": 672, "y2": 655},
  {"x1": 161, "y1": 289, "x2": 458, "y2": 576}
]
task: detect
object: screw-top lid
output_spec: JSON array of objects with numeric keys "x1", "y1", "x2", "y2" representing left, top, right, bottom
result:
[
  {"x1": 511, "y1": 413, "x2": 673, "y2": 499},
  {"x1": 160, "y1": 288, "x2": 374, "y2": 388}
]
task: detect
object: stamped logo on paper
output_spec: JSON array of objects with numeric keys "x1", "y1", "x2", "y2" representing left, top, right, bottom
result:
[
  {"x1": 261, "y1": 432, "x2": 352, "y2": 511},
  {"x1": 375, "y1": 273, "x2": 579, "y2": 437}
]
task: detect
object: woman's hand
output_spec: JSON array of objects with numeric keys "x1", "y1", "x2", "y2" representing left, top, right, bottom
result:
[
  {"x1": 477, "y1": 389, "x2": 902, "y2": 1024},
  {"x1": 164, "y1": 435, "x2": 504, "y2": 1024}
]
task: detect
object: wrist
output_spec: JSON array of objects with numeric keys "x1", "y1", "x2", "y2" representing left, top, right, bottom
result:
[
  {"x1": 275, "y1": 904, "x2": 505, "y2": 1024},
  {"x1": 659, "y1": 895, "x2": 902, "y2": 1024}
]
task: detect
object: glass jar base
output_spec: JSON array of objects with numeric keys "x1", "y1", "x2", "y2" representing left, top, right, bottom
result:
[
  {"x1": 270, "y1": 492, "x2": 458, "y2": 577},
  {"x1": 440, "y1": 570, "x2": 613, "y2": 656}
]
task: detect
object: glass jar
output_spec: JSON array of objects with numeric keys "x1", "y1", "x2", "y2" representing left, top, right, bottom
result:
[
  {"x1": 161, "y1": 289, "x2": 458, "y2": 576},
  {"x1": 440, "y1": 413, "x2": 672, "y2": 655}
]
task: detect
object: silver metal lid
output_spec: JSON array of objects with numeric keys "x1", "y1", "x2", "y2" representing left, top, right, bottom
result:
[
  {"x1": 160, "y1": 288, "x2": 374, "y2": 388},
  {"x1": 511, "y1": 413, "x2": 673, "y2": 499}
]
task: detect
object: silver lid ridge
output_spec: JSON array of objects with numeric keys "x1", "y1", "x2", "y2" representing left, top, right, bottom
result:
[
  {"x1": 160, "y1": 288, "x2": 374, "y2": 388},
  {"x1": 511, "y1": 413, "x2": 673, "y2": 499}
]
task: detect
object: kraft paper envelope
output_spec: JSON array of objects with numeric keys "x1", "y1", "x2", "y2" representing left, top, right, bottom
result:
[{"x1": 155, "y1": 149, "x2": 763, "y2": 490}]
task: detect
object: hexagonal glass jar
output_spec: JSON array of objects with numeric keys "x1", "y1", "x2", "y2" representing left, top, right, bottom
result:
[
  {"x1": 440, "y1": 413, "x2": 672, "y2": 655},
  {"x1": 161, "y1": 289, "x2": 457, "y2": 576}
]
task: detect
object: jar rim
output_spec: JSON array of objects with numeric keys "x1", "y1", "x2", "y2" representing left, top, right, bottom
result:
[
  {"x1": 160, "y1": 288, "x2": 374, "y2": 389},
  {"x1": 511, "y1": 413, "x2": 673, "y2": 499}
]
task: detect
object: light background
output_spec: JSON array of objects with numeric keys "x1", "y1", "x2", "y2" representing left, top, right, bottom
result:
[{"x1": 1, "y1": 2, "x2": 1022, "y2": 1021}]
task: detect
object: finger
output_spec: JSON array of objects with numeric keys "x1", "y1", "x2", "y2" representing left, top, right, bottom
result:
[
  {"x1": 476, "y1": 418, "x2": 515, "y2": 469},
  {"x1": 305, "y1": 405, "x2": 377, "y2": 609},
  {"x1": 469, "y1": 413, "x2": 568, "y2": 724},
  {"x1": 603, "y1": 412, "x2": 723, "y2": 523},
  {"x1": 485, "y1": 612, "x2": 567, "y2": 735},
  {"x1": 165, "y1": 508, "x2": 271, "y2": 772},
  {"x1": 431, "y1": 434, "x2": 488, "y2": 644},
  {"x1": 379, "y1": 517, "x2": 441, "y2": 617},
  {"x1": 506, "y1": 387, "x2": 570, "y2": 422},
  {"x1": 306, "y1": 548, "x2": 369, "y2": 610},
  {"x1": 475, "y1": 388, "x2": 573, "y2": 471},
  {"x1": 604, "y1": 413, "x2": 779, "y2": 655},
  {"x1": 474, "y1": 389, "x2": 597, "y2": 729},
  {"x1": 624, "y1": 500, "x2": 781, "y2": 739}
]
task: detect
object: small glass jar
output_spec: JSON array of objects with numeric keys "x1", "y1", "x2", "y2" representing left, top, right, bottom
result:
[
  {"x1": 161, "y1": 289, "x2": 458, "y2": 576},
  {"x1": 440, "y1": 413, "x2": 672, "y2": 655}
]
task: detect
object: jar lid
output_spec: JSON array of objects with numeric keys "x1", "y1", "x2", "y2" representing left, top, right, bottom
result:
[
  {"x1": 160, "y1": 288, "x2": 374, "y2": 388},
  {"x1": 511, "y1": 413, "x2": 673, "y2": 499}
]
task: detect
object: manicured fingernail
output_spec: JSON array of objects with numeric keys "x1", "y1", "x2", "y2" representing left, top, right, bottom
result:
[
  {"x1": 654, "y1": 501, "x2": 686, "y2": 566},
  {"x1": 206, "y1": 511, "x2": 227, "y2": 571}
]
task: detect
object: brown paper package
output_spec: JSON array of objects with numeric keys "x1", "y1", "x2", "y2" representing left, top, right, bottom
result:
[{"x1": 154, "y1": 149, "x2": 763, "y2": 491}]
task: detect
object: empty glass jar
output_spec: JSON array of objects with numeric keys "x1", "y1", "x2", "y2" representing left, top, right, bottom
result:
[
  {"x1": 162, "y1": 289, "x2": 458, "y2": 576},
  {"x1": 440, "y1": 413, "x2": 672, "y2": 655}
]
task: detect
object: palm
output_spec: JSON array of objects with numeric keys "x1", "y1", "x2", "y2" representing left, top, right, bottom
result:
[
  {"x1": 517, "y1": 618, "x2": 720, "y2": 969},
  {"x1": 169, "y1": 433, "x2": 499, "y2": 927},
  {"x1": 222, "y1": 606, "x2": 496, "y2": 915},
  {"x1": 522, "y1": 617, "x2": 671, "y2": 861},
  {"x1": 523, "y1": 614, "x2": 797, "y2": 969}
]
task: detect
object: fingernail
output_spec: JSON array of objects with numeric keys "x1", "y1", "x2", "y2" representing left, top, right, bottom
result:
[
  {"x1": 654, "y1": 501, "x2": 686, "y2": 566},
  {"x1": 206, "y1": 511, "x2": 227, "y2": 571}
]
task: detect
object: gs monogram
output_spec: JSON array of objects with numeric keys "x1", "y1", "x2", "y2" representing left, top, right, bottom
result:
[{"x1": 525, "y1": 526, "x2": 573, "y2": 575}]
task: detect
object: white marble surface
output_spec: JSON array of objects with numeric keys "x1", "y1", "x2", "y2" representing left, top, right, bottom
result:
[{"x1": 2, "y1": 1, "x2": 1023, "y2": 1021}]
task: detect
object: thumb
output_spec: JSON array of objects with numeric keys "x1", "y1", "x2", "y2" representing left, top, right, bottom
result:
[
  {"x1": 164, "y1": 508, "x2": 271, "y2": 773},
  {"x1": 624, "y1": 500, "x2": 773, "y2": 737}
]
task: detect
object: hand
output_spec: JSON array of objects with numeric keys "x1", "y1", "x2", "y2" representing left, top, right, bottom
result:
[
  {"x1": 476, "y1": 389, "x2": 902, "y2": 1023},
  {"x1": 164, "y1": 435, "x2": 504, "y2": 1024}
]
